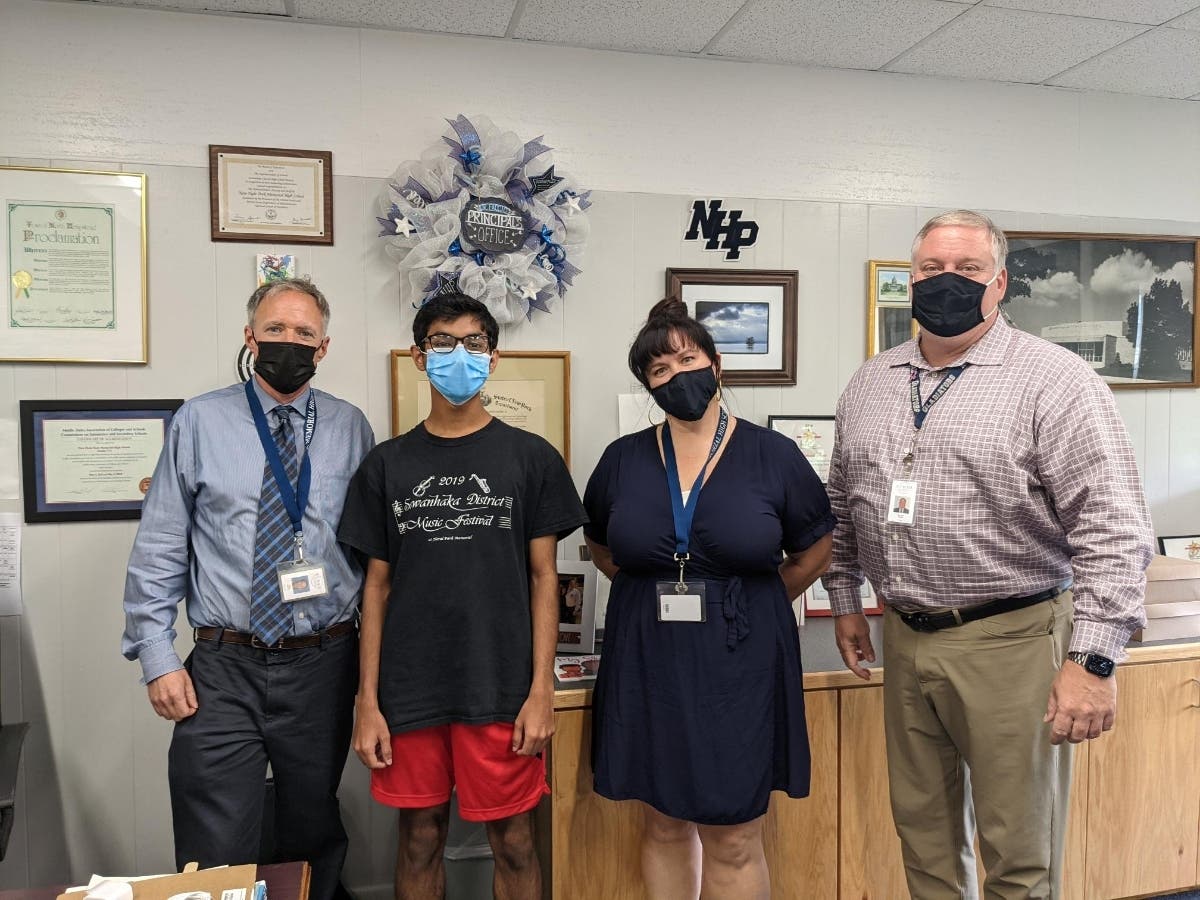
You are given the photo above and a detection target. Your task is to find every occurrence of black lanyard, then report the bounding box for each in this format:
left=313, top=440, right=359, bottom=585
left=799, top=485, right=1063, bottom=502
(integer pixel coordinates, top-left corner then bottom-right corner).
left=245, top=379, right=316, bottom=536
left=909, top=365, right=965, bottom=430
left=662, top=408, right=729, bottom=560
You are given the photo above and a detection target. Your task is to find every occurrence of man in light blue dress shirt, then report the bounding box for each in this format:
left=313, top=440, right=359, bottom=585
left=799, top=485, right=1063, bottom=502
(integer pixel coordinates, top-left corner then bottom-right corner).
left=122, top=279, right=374, bottom=900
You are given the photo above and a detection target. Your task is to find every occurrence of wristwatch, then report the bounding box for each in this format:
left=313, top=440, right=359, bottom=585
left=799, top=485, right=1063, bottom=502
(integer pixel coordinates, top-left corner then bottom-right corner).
left=1068, top=651, right=1115, bottom=678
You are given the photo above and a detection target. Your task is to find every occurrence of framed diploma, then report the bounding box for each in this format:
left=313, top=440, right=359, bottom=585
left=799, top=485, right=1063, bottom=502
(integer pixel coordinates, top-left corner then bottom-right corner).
left=390, top=349, right=571, bottom=465
left=19, top=399, right=183, bottom=523
left=209, top=145, right=333, bottom=244
left=1, top=166, right=148, bottom=363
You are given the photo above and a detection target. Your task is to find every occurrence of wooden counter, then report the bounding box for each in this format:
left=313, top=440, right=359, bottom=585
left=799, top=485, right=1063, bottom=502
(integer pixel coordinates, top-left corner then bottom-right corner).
left=548, top=642, right=1200, bottom=900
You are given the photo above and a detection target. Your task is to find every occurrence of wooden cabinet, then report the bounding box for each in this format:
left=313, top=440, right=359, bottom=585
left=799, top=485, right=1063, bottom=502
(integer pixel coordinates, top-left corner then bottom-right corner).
left=547, top=645, right=1200, bottom=900
left=1083, top=659, right=1200, bottom=899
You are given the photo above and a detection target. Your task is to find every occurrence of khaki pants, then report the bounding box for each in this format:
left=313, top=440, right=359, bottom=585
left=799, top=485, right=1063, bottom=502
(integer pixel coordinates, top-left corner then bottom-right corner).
left=883, top=591, right=1074, bottom=900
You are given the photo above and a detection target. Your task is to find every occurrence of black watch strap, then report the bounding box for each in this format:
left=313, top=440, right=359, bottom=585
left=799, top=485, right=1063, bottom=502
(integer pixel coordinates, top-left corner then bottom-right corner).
left=1068, top=651, right=1115, bottom=678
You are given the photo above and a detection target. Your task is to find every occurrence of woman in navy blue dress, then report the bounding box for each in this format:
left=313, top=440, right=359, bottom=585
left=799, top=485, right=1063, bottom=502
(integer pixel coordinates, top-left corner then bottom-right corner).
left=583, top=298, right=835, bottom=898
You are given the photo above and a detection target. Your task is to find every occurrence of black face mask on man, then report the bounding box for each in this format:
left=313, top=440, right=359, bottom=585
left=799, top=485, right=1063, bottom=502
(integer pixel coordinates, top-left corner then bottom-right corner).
left=253, top=340, right=318, bottom=395
left=650, top=366, right=719, bottom=421
left=911, top=270, right=999, bottom=338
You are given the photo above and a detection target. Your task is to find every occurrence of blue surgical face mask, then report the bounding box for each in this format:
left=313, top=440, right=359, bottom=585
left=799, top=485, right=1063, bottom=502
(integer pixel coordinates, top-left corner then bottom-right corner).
left=424, top=345, right=491, bottom=406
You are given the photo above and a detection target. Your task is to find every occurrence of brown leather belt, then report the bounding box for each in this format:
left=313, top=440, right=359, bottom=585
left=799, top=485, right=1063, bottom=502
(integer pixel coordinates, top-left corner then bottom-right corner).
left=194, top=619, right=356, bottom=649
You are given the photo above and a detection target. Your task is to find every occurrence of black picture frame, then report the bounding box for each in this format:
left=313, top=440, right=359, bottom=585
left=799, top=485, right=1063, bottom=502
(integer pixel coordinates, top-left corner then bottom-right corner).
left=19, top=399, right=183, bottom=523
left=666, top=268, right=798, bottom=386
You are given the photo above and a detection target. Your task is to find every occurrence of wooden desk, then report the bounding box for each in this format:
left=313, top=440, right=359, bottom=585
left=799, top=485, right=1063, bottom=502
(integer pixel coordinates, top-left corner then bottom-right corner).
left=0, top=862, right=310, bottom=900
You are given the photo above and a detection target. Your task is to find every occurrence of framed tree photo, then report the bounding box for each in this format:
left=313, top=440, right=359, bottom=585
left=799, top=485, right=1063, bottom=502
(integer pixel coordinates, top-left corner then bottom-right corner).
left=1003, top=232, right=1199, bottom=389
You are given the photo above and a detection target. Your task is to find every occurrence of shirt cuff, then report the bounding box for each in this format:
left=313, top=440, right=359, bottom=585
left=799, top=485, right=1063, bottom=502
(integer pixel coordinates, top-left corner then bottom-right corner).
left=828, top=590, right=864, bottom=617
left=138, top=638, right=184, bottom=685
left=1069, top=619, right=1134, bottom=664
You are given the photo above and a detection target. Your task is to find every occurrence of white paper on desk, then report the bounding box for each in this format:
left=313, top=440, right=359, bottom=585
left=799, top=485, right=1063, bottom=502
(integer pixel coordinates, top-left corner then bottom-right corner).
left=617, top=393, right=664, bottom=436
left=0, top=512, right=22, bottom=616
left=0, top=419, right=18, bottom=500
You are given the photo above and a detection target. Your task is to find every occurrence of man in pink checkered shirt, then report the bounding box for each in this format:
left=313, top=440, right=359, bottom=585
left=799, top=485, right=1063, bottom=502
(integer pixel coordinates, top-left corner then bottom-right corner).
left=824, top=210, right=1153, bottom=899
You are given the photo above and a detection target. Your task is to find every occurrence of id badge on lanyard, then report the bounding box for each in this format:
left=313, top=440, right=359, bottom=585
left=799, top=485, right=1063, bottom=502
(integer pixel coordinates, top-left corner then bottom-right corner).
left=245, top=380, right=330, bottom=603
left=656, top=409, right=728, bottom=623
left=889, top=364, right=965, bottom=527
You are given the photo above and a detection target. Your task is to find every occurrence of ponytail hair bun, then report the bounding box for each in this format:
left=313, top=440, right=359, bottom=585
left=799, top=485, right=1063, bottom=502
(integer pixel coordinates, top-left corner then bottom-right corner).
left=645, top=296, right=690, bottom=326
left=627, top=296, right=718, bottom=389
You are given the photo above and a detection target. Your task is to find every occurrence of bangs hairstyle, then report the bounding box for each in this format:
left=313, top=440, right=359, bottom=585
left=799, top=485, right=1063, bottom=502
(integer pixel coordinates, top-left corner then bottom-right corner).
left=628, top=297, right=718, bottom=389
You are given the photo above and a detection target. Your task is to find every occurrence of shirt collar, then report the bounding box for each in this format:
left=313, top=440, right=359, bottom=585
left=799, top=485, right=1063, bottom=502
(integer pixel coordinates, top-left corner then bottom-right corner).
left=892, top=311, right=1013, bottom=372
left=250, top=377, right=311, bottom=417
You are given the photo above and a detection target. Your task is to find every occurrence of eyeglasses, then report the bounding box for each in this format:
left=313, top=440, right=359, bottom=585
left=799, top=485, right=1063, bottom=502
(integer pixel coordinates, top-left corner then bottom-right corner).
left=421, top=333, right=491, bottom=355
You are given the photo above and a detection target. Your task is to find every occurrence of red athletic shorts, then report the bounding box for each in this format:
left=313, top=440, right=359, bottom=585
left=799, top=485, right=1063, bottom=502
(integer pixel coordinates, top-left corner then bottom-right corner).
left=370, top=722, right=549, bottom=822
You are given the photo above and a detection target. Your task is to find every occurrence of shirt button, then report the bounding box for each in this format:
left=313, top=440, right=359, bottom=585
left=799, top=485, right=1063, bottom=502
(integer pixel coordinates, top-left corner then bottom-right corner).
left=298, top=612, right=306, bottom=619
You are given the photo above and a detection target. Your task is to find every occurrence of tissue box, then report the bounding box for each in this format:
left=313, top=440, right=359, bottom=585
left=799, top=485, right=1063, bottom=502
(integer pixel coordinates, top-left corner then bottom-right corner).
left=1131, top=555, right=1200, bottom=642
left=57, top=864, right=258, bottom=900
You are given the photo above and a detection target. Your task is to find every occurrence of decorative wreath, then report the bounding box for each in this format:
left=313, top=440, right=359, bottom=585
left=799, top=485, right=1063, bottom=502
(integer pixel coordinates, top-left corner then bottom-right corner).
left=376, top=114, right=591, bottom=324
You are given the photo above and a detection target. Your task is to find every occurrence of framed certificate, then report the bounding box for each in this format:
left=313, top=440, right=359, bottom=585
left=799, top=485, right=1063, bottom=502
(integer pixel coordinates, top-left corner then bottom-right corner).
left=19, top=399, right=183, bottom=523
left=209, top=145, right=333, bottom=244
left=390, top=349, right=571, bottom=465
left=2, top=166, right=148, bottom=363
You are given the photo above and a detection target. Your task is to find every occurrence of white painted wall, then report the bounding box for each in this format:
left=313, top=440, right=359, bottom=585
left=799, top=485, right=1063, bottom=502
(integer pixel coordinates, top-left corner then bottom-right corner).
left=1, top=0, right=1199, bottom=892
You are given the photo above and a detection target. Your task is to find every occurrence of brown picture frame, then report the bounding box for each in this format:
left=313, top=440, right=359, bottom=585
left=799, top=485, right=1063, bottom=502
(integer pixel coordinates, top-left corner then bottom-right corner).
left=209, top=145, right=333, bottom=244
left=665, top=268, right=798, bottom=386
left=1003, top=231, right=1199, bottom=390
left=389, top=349, right=571, bottom=465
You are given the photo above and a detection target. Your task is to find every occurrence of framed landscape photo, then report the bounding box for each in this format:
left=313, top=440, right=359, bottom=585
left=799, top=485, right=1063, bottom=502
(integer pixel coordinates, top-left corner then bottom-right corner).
left=19, top=398, right=182, bottom=523
left=390, top=349, right=570, bottom=464
left=1003, top=232, right=1199, bottom=389
left=666, top=268, right=797, bottom=386
left=1158, top=534, right=1200, bottom=561
left=867, top=260, right=916, bottom=358
left=209, top=145, right=333, bottom=244
left=768, top=415, right=835, bottom=483
left=555, top=560, right=598, bottom=654
left=2, top=165, right=148, bottom=363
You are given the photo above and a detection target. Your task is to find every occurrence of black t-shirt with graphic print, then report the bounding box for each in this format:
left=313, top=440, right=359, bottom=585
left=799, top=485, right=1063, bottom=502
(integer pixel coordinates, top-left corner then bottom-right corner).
left=338, top=418, right=586, bottom=734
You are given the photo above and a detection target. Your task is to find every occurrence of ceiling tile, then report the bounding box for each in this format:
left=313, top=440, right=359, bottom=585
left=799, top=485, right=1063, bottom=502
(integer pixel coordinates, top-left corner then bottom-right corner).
left=291, top=0, right=518, bottom=36
left=80, top=0, right=286, bottom=12
left=983, top=0, right=1200, bottom=25
left=1047, top=26, right=1200, bottom=97
left=1169, top=6, right=1200, bottom=29
left=886, top=6, right=1147, bottom=84
left=707, top=0, right=969, bottom=70
left=514, top=0, right=742, bottom=53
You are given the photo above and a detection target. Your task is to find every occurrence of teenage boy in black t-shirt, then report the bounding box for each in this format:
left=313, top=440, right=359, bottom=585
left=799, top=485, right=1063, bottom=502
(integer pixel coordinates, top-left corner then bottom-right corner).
left=338, top=293, right=585, bottom=900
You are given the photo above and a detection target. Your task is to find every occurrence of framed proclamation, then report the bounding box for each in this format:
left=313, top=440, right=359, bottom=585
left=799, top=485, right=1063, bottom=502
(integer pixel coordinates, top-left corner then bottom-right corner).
left=209, top=145, right=333, bottom=244
left=20, top=399, right=183, bottom=523
left=390, top=349, right=570, bottom=465
left=1, top=166, right=148, bottom=363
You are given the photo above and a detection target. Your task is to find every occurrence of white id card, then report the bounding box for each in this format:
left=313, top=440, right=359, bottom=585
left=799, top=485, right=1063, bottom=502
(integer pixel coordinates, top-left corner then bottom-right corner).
left=277, top=558, right=329, bottom=602
left=656, top=581, right=707, bottom=622
left=887, top=479, right=918, bottom=525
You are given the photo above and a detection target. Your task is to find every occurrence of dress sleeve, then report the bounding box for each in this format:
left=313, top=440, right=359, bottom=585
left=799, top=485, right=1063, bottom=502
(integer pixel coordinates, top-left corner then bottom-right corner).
left=582, top=440, right=621, bottom=547
left=336, top=448, right=392, bottom=564
left=775, top=432, right=837, bottom=555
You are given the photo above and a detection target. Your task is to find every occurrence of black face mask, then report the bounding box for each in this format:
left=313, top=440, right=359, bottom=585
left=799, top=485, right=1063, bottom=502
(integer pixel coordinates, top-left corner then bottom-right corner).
left=911, top=271, right=998, bottom=338
left=650, top=367, right=718, bottom=422
left=253, top=340, right=318, bottom=395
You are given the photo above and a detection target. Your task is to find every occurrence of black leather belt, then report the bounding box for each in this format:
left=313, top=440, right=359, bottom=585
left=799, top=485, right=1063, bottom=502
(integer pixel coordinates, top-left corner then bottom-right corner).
left=898, top=583, right=1071, bottom=633
left=194, top=619, right=356, bottom=649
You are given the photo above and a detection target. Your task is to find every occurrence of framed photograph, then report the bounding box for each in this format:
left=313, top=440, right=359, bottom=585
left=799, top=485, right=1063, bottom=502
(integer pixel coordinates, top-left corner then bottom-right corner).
left=390, top=349, right=570, bottom=464
left=1, top=165, right=148, bottom=363
left=1158, top=535, right=1200, bottom=561
left=1003, top=232, right=1199, bottom=389
left=19, top=398, right=183, bottom=523
left=555, top=654, right=600, bottom=683
left=804, top=579, right=880, bottom=618
left=666, top=268, right=798, bottom=385
left=555, top=560, right=597, bottom=654
left=209, top=145, right=333, bottom=245
left=768, top=415, right=835, bottom=483
left=867, top=260, right=916, bottom=358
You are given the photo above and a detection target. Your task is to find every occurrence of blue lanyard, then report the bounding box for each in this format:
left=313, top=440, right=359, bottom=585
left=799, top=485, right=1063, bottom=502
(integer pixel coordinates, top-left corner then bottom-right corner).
left=245, top=379, right=316, bottom=535
left=909, top=365, right=965, bottom=430
left=662, top=408, right=729, bottom=559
